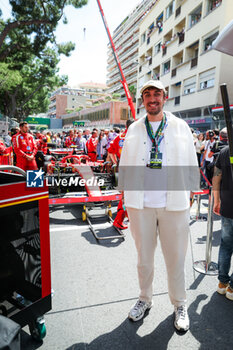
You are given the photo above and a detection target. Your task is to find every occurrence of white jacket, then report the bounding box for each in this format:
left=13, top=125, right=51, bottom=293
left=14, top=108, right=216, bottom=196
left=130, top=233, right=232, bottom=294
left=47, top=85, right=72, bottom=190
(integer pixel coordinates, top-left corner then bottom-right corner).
left=119, top=111, right=199, bottom=211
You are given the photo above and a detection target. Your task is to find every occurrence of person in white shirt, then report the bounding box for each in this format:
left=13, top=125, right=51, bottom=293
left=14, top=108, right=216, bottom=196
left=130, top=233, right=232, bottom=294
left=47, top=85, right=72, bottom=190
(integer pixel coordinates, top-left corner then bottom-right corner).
left=119, top=80, right=199, bottom=332
left=195, top=132, right=205, bottom=166
left=201, top=130, right=215, bottom=184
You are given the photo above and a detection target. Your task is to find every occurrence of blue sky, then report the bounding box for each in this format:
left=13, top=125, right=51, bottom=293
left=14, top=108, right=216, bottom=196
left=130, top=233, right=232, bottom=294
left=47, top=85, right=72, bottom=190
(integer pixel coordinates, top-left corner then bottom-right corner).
left=0, top=0, right=141, bottom=86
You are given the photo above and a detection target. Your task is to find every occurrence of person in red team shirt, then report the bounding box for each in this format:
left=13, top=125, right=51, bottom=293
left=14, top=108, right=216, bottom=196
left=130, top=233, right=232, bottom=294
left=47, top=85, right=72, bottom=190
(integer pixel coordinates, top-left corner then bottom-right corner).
left=35, top=134, right=48, bottom=169
left=13, top=121, right=38, bottom=171
left=36, top=134, right=48, bottom=155
left=86, top=130, right=98, bottom=161
left=65, top=130, right=77, bottom=148
left=0, top=139, right=7, bottom=165
left=108, top=119, right=134, bottom=230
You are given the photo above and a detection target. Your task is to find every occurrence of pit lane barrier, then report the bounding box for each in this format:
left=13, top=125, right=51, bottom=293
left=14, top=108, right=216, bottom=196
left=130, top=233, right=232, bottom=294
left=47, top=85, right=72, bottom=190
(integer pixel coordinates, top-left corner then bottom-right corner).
left=190, top=168, right=211, bottom=221
left=193, top=186, right=218, bottom=276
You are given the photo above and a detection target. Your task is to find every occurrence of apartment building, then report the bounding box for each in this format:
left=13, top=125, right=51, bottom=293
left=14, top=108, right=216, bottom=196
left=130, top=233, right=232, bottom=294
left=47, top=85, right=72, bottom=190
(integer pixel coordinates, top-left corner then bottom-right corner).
left=62, top=101, right=132, bottom=129
left=47, top=86, right=86, bottom=119
left=106, top=0, right=156, bottom=98
left=78, top=82, right=108, bottom=107
left=136, top=0, right=233, bottom=130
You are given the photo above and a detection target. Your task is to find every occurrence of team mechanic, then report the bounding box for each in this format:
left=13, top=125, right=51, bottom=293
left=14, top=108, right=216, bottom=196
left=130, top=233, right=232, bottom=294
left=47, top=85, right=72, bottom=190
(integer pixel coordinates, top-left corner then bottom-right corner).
left=119, top=80, right=199, bottom=332
left=13, top=121, right=38, bottom=171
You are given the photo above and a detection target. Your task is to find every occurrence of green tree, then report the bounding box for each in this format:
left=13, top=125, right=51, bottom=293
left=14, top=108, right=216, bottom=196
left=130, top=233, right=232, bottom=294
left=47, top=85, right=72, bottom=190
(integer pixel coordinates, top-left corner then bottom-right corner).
left=112, top=93, right=121, bottom=100
left=129, top=84, right=137, bottom=102
left=0, top=0, right=88, bottom=120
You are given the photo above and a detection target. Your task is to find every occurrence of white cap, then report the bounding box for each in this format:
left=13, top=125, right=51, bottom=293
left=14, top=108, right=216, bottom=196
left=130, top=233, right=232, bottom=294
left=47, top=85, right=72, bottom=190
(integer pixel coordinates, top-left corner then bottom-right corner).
left=140, top=80, right=166, bottom=95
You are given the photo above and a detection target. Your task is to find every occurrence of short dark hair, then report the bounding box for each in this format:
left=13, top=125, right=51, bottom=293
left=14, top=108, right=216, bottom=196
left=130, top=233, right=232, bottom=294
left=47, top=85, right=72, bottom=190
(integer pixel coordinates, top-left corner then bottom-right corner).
left=207, top=130, right=214, bottom=138
left=19, top=121, right=28, bottom=127
left=114, top=127, right=120, bottom=134
left=126, top=119, right=134, bottom=129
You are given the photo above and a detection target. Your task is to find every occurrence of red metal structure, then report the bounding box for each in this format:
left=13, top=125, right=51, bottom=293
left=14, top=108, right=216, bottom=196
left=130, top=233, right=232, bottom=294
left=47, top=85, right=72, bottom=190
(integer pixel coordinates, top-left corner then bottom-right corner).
left=96, top=0, right=136, bottom=119
left=0, top=167, right=51, bottom=340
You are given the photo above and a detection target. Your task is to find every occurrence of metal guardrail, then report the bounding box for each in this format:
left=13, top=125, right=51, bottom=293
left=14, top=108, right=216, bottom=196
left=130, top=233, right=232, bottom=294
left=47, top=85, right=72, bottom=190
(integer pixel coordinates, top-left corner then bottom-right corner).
left=193, top=187, right=218, bottom=275
left=0, top=165, right=26, bottom=177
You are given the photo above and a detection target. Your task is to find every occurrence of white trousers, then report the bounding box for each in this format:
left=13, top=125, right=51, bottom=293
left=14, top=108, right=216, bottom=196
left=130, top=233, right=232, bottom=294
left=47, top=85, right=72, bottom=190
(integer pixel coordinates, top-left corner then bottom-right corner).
left=127, top=207, right=190, bottom=306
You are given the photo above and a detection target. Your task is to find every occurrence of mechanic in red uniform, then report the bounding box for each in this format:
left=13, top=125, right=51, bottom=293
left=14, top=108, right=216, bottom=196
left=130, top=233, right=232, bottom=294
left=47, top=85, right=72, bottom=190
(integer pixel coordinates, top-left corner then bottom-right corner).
left=65, top=130, right=77, bottom=148
left=36, top=134, right=48, bottom=155
left=86, top=130, right=98, bottom=161
left=108, top=119, right=134, bottom=230
left=13, top=121, right=38, bottom=171
left=0, top=139, right=13, bottom=166
left=0, top=139, right=7, bottom=165
left=35, top=134, right=48, bottom=169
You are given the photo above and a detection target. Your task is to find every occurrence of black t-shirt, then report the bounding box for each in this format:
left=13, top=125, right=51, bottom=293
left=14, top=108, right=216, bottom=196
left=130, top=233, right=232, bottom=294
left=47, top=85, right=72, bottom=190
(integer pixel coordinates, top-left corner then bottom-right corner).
left=211, top=140, right=228, bottom=160
left=215, top=145, right=233, bottom=219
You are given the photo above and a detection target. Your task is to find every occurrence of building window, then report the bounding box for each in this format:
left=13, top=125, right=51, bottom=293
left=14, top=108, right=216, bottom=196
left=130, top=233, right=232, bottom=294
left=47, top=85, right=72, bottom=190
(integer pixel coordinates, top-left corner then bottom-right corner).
left=174, top=96, right=180, bottom=105
left=206, top=0, right=222, bottom=14
left=191, top=56, right=198, bottom=68
left=141, top=32, right=146, bottom=44
left=139, top=76, right=145, bottom=90
left=165, top=0, right=175, bottom=20
left=175, top=6, right=181, bottom=17
left=156, top=12, right=163, bottom=33
left=184, top=76, right=196, bottom=95
left=162, top=44, right=167, bottom=56
left=147, top=23, right=155, bottom=37
left=203, top=31, right=219, bottom=52
left=154, top=42, right=161, bottom=55
left=163, top=60, right=170, bottom=75
left=199, top=68, right=215, bottom=90
left=121, top=108, right=128, bottom=120
left=171, top=68, right=177, bottom=77
left=189, top=5, right=202, bottom=28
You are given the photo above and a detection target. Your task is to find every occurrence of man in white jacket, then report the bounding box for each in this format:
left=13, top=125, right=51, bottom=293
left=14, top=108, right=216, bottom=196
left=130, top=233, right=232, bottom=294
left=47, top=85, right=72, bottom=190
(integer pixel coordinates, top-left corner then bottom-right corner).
left=119, top=80, right=199, bottom=332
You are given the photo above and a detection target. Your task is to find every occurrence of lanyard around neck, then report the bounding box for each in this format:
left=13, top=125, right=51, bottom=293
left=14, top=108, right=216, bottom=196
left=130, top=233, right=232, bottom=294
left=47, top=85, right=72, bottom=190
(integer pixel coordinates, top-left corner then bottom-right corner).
left=145, top=113, right=167, bottom=152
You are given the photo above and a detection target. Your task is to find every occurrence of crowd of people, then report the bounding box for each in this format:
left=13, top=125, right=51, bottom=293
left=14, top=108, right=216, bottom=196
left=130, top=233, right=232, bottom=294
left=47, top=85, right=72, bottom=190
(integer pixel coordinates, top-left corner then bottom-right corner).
left=0, top=120, right=133, bottom=231
left=0, top=123, right=133, bottom=170
left=1, top=121, right=228, bottom=181
left=191, top=127, right=228, bottom=186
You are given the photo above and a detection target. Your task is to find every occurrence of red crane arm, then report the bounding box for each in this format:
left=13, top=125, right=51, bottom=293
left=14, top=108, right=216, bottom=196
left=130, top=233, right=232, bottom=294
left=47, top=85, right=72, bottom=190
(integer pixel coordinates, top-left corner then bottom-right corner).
left=96, top=0, right=136, bottom=119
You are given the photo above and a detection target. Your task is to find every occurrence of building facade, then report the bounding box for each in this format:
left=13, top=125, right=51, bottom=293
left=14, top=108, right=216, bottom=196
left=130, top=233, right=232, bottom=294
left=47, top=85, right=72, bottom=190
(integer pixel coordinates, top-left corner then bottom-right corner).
left=136, top=0, right=233, bottom=130
left=62, top=101, right=134, bottom=129
left=47, top=87, right=86, bottom=119
left=78, top=82, right=109, bottom=107
left=106, top=0, right=156, bottom=99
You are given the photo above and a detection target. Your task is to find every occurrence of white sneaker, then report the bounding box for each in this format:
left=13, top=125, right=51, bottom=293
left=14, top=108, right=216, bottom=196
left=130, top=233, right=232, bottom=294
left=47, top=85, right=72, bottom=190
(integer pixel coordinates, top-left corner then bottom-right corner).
left=128, top=299, right=153, bottom=321
left=174, top=305, right=190, bottom=331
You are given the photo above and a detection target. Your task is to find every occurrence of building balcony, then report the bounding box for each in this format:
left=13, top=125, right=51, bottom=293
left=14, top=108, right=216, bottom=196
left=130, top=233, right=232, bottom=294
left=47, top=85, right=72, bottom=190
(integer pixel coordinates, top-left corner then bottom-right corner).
left=118, top=42, right=138, bottom=61
left=190, top=57, right=198, bottom=68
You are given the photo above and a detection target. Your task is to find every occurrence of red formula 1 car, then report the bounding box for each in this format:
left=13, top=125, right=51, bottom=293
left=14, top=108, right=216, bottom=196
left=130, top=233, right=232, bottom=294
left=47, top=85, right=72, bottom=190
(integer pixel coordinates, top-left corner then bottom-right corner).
left=43, top=147, right=123, bottom=241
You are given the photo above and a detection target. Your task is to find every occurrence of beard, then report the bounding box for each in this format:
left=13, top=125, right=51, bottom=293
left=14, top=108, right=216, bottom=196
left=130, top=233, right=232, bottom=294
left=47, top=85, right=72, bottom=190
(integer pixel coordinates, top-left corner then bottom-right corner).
left=146, top=104, right=163, bottom=115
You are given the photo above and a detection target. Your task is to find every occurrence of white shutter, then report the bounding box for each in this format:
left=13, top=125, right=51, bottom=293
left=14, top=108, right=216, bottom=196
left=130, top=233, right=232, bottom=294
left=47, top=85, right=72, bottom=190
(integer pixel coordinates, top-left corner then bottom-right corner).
left=199, top=68, right=215, bottom=83
left=183, top=76, right=196, bottom=88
